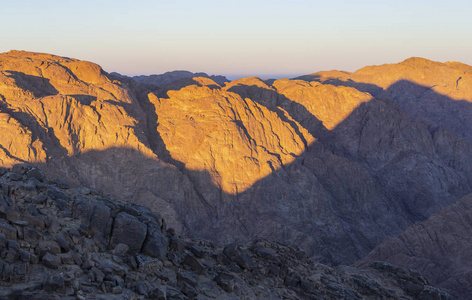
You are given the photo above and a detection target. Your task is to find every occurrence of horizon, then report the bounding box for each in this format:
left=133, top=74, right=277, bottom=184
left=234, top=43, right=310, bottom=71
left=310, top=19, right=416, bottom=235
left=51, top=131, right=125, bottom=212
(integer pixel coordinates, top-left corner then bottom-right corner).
left=2, top=1, right=471, bottom=79
left=0, top=49, right=465, bottom=82
left=106, top=56, right=467, bottom=81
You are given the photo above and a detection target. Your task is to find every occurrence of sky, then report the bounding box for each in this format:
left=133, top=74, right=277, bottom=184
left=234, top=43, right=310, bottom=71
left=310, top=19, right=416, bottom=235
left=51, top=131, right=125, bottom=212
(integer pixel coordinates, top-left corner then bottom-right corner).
left=1, top=0, right=471, bottom=79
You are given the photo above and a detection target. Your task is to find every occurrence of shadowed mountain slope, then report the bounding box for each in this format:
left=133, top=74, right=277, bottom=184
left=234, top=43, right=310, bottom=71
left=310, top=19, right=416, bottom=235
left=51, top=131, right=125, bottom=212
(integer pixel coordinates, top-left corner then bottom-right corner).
left=356, top=194, right=472, bottom=299
left=1, top=51, right=472, bottom=275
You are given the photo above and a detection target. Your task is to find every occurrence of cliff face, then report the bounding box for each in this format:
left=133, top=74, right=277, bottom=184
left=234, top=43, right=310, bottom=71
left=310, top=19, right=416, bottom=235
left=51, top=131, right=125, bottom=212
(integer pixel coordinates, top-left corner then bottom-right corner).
left=1, top=51, right=472, bottom=271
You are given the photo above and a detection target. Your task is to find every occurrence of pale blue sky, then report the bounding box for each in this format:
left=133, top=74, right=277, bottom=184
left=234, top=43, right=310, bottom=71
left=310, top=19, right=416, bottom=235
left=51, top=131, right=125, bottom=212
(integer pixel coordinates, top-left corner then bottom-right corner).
left=1, top=0, right=471, bottom=79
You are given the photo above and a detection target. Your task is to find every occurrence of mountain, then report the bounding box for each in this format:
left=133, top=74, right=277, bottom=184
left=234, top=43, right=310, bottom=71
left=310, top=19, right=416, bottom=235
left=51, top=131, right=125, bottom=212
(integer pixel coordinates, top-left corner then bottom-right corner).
left=112, top=70, right=229, bottom=87
left=296, top=57, right=472, bottom=142
left=0, top=164, right=451, bottom=299
left=1, top=50, right=472, bottom=297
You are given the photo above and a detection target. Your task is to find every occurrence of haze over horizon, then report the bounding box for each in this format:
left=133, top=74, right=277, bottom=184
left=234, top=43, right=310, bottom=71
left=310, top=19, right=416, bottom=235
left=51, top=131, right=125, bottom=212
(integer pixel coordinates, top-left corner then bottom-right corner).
left=2, top=0, right=471, bottom=79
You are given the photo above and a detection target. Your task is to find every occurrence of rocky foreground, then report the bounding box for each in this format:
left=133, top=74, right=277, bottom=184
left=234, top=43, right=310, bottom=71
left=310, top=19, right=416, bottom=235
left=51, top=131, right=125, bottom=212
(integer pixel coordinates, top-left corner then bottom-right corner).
left=0, top=164, right=452, bottom=299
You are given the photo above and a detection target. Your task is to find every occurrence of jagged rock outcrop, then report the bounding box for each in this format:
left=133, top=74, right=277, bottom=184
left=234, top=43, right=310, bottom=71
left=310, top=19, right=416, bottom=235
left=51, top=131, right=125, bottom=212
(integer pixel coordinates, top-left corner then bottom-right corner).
left=1, top=50, right=472, bottom=277
left=356, top=194, right=472, bottom=299
left=0, top=164, right=452, bottom=299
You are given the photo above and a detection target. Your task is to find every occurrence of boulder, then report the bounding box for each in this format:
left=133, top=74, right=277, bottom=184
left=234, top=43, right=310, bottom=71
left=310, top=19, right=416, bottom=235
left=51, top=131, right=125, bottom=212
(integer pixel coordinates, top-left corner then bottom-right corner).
left=215, top=272, right=235, bottom=292
left=11, top=164, right=31, bottom=175
left=25, top=168, right=46, bottom=182
left=0, top=167, right=8, bottom=177
left=0, top=222, right=17, bottom=240
left=59, top=252, right=75, bottom=265
left=223, top=244, right=254, bottom=270
left=109, top=212, right=147, bottom=254
left=112, top=243, right=129, bottom=257
left=183, top=253, right=205, bottom=274
left=141, top=227, right=168, bottom=260
left=42, top=253, right=61, bottom=269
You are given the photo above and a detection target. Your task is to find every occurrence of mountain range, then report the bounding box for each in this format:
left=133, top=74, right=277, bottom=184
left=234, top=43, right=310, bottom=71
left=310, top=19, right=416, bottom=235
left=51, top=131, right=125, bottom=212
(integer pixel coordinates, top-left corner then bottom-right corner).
left=1, top=50, right=471, bottom=298
left=111, top=70, right=228, bottom=87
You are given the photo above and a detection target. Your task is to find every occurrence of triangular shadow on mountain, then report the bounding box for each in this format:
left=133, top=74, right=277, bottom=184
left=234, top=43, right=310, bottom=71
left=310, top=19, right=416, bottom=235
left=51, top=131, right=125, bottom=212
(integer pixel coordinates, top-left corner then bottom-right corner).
left=226, top=83, right=330, bottom=144
left=385, top=79, right=472, bottom=143
left=104, top=80, right=186, bottom=169
left=156, top=77, right=221, bottom=99
left=0, top=101, right=68, bottom=160
left=295, top=74, right=383, bottom=96
left=4, top=71, right=59, bottom=98
left=69, top=95, right=97, bottom=106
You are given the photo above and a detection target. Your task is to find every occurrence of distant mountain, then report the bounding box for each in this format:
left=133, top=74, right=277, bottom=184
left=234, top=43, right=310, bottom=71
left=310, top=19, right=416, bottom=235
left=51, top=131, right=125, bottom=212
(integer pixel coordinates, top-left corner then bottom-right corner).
left=111, top=70, right=229, bottom=86
left=1, top=50, right=472, bottom=297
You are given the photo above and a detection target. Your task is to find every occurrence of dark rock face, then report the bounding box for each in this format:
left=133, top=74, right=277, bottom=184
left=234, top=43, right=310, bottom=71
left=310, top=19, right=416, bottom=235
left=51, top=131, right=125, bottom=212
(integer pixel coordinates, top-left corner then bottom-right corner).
left=0, top=165, right=452, bottom=299
left=357, top=194, right=472, bottom=299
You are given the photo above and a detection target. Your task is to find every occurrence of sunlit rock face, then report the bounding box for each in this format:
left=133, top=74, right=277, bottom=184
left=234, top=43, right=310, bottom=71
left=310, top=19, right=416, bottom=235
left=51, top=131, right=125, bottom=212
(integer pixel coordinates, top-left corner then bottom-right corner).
left=153, top=80, right=310, bottom=194
left=0, top=50, right=153, bottom=162
left=1, top=50, right=472, bottom=267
